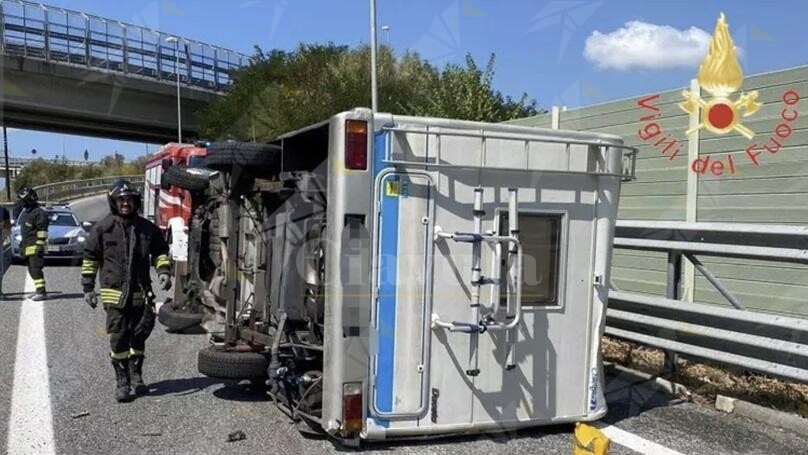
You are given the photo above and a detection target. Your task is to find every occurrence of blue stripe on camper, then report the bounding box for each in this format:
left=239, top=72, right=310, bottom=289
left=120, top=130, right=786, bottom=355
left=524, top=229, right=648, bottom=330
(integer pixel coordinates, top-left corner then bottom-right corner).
left=376, top=173, right=400, bottom=418
left=373, top=129, right=393, bottom=427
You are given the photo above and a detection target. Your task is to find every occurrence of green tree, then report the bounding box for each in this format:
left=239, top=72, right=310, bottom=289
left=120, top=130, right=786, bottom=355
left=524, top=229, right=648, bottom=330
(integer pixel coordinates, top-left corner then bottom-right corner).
left=198, top=43, right=541, bottom=141
left=12, top=154, right=147, bottom=192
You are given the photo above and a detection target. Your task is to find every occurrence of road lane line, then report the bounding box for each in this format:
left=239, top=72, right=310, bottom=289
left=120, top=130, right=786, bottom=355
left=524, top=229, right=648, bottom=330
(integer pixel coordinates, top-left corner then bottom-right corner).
left=595, top=423, right=685, bottom=455
left=6, top=274, right=56, bottom=455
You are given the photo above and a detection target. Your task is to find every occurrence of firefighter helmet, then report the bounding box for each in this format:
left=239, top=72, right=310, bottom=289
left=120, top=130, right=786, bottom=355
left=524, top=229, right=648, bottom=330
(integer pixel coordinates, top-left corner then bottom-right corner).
left=107, top=179, right=141, bottom=215
left=16, top=186, right=39, bottom=206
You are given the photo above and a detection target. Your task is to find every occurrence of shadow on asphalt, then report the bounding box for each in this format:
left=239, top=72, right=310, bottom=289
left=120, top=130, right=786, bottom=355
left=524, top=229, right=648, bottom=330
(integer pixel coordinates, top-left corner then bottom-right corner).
left=147, top=377, right=271, bottom=403
left=1, top=292, right=28, bottom=300
left=46, top=258, right=83, bottom=267
left=148, top=376, right=225, bottom=397
left=0, top=291, right=84, bottom=301
left=162, top=325, right=208, bottom=335
left=601, top=369, right=684, bottom=424
left=47, top=292, right=85, bottom=300
left=11, top=258, right=82, bottom=267
left=212, top=382, right=272, bottom=402
left=328, top=423, right=575, bottom=452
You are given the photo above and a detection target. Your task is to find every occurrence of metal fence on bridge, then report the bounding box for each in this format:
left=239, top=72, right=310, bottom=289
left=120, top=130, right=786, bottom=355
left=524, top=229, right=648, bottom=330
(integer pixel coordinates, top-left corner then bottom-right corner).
left=34, top=175, right=143, bottom=202
left=0, top=0, right=249, bottom=92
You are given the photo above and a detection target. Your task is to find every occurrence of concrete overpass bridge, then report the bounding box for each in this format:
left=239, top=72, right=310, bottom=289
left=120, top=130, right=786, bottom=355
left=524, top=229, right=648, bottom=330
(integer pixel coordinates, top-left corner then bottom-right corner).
left=0, top=0, right=248, bottom=143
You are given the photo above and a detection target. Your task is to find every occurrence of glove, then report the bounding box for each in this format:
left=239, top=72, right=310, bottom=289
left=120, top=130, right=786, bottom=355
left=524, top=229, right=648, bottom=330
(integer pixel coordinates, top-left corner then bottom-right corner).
left=158, top=273, right=172, bottom=291
left=84, top=291, right=98, bottom=309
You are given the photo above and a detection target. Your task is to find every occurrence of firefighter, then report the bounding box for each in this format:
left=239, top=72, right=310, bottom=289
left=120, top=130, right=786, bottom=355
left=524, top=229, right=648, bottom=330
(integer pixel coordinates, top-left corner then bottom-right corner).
left=16, top=187, right=48, bottom=300
left=81, top=179, right=172, bottom=402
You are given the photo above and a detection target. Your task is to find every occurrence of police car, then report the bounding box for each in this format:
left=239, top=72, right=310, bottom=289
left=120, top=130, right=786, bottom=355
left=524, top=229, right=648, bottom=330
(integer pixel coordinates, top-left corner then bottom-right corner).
left=11, top=205, right=89, bottom=260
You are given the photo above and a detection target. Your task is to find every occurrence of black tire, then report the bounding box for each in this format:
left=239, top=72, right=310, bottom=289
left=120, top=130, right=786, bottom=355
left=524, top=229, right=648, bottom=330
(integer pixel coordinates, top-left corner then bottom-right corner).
left=197, top=346, right=268, bottom=379
left=204, top=141, right=281, bottom=171
left=162, top=166, right=210, bottom=192
left=158, top=299, right=204, bottom=332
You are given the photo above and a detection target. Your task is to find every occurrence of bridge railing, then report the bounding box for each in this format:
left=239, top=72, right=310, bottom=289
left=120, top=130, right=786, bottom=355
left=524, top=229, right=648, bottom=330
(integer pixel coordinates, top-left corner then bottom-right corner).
left=7, top=156, right=98, bottom=167
left=607, top=221, right=808, bottom=383
left=0, top=0, right=249, bottom=92
left=34, top=175, right=143, bottom=202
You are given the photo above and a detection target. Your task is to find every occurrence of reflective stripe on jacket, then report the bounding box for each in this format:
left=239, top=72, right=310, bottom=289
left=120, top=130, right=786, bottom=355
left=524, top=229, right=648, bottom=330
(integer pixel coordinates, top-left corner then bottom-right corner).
left=19, top=206, right=48, bottom=255
left=81, top=214, right=170, bottom=306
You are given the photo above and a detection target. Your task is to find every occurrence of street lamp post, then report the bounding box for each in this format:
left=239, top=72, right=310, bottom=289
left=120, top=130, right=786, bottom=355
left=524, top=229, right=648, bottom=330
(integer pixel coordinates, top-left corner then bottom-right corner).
left=369, top=0, right=378, bottom=113
left=381, top=25, right=391, bottom=44
left=166, top=36, right=183, bottom=143
left=2, top=126, right=9, bottom=201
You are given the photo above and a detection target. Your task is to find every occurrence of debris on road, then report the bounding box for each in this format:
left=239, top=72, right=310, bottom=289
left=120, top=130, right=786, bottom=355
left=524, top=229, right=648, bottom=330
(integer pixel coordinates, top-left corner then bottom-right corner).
left=573, top=423, right=610, bottom=455
left=70, top=411, right=90, bottom=419
left=226, top=430, right=247, bottom=442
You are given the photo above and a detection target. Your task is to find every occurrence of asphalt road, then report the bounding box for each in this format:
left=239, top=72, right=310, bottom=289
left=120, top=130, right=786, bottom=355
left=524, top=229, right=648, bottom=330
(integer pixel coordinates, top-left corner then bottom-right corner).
left=1, top=196, right=807, bottom=454
left=70, top=194, right=112, bottom=223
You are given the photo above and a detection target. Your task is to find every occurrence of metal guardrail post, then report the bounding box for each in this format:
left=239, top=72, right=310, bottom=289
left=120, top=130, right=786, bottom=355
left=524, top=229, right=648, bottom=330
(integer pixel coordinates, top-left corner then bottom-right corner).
left=41, top=4, right=48, bottom=58
left=213, top=48, right=219, bottom=87
left=664, top=251, right=682, bottom=372
left=155, top=30, right=162, bottom=81
left=121, top=23, right=127, bottom=74
left=83, top=13, right=89, bottom=67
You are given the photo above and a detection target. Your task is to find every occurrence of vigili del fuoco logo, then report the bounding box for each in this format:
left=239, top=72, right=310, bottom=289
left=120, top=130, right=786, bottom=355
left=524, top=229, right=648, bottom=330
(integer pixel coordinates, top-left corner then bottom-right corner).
left=636, top=13, right=800, bottom=177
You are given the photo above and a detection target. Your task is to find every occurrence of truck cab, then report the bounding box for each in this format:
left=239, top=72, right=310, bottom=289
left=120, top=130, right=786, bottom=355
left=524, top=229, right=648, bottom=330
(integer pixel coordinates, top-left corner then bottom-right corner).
left=143, top=142, right=208, bottom=261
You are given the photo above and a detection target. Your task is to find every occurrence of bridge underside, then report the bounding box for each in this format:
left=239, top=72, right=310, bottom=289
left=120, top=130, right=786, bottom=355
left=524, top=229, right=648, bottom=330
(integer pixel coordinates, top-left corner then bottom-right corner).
left=0, top=55, right=220, bottom=143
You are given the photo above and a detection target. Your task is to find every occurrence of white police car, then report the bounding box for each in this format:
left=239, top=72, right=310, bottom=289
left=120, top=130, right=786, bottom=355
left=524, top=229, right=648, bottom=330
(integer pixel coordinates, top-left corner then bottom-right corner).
left=11, top=205, right=89, bottom=261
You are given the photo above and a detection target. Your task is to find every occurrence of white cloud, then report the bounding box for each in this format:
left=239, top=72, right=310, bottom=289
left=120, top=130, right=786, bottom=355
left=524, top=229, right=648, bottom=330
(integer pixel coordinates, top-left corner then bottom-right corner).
left=584, top=21, right=716, bottom=71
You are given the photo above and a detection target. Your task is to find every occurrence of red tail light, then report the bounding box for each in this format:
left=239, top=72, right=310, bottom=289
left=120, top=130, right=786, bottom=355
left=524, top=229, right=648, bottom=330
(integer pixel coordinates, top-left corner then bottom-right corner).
left=342, top=382, right=363, bottom=434
left=345, top=120, right=368, bottom=170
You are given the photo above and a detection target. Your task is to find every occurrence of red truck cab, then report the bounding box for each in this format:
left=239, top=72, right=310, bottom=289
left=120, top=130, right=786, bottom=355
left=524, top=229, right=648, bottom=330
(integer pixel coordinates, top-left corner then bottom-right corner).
left=143, top=143, right=207, bottom=260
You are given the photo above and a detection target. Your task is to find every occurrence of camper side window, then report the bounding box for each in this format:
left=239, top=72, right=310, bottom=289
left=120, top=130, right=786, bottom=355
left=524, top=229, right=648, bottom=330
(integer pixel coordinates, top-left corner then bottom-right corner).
left=499, top=212, right=562, bottom=306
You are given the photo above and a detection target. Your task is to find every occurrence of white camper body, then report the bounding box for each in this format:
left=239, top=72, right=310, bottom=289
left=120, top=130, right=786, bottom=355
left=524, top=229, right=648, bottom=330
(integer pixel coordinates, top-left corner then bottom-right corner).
left=314, top=108, right=634, bottom=440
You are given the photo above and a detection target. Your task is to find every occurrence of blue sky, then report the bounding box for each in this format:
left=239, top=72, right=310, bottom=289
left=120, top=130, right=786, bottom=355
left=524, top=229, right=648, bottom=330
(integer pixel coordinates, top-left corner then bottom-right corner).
left=4, top=0, right=807, bottom=171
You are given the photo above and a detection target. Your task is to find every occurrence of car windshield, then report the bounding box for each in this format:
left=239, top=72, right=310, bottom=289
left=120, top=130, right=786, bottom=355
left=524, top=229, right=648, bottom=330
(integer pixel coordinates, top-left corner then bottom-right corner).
left=48, top=212, right=78, bottom=226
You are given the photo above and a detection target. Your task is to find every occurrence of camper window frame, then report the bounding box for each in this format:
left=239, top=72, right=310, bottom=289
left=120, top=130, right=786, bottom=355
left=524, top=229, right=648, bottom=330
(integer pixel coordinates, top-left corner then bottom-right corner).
left=494, top=208, right=568, bottom=310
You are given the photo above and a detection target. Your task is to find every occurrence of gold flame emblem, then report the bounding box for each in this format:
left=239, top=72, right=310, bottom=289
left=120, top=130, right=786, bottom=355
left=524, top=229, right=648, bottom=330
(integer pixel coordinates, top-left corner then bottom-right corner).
left=680, top=13, right=760, bottom=139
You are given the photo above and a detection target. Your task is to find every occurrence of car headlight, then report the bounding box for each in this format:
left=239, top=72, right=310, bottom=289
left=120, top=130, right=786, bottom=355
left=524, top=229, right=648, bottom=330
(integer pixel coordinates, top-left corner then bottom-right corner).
left=77, top=236, right=86, bottom=243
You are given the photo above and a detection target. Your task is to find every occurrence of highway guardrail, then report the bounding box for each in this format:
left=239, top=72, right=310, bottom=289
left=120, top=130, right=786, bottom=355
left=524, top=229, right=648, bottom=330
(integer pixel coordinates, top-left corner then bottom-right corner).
left=608, top=221, right=808, bottom=382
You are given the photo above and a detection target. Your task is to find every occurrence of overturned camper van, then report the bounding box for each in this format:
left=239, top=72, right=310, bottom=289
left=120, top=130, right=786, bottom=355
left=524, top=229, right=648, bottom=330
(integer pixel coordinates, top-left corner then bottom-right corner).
left=174, top=108, right=636, bottom=443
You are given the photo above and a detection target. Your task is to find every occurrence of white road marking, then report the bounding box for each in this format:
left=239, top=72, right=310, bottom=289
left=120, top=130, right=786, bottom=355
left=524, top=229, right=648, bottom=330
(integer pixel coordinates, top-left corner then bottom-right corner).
left=595, top=423, right=685, bottom=455
left=6, top=273, right=56, bottom=455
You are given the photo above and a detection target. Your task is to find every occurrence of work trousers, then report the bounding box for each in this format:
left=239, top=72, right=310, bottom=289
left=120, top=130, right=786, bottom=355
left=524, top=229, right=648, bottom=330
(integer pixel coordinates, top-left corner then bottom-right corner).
left=26, top=252, right=46, bottom=292
left=106, top=294, right=155, bottom=360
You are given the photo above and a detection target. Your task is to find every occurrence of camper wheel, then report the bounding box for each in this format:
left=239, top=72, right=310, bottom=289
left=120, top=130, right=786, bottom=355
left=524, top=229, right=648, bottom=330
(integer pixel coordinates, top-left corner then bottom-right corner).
left=161, top=166, right=211, bottom=192
left=203, top=141, right=282, bottom=171
left=197, top=345, right=268, bottom=379
left=158, top=298, right=204, bottom=332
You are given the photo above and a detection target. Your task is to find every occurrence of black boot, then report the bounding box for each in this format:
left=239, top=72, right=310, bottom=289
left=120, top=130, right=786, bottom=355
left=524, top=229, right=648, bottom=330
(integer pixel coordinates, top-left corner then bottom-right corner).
left=129, top=355, right=148, bottom=396
left=112, top=359, right=132, bottom=402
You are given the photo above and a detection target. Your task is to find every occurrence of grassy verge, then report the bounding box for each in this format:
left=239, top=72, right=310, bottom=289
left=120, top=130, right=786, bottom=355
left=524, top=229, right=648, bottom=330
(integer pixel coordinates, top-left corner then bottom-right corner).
left=602, top=336, right=808, bottom=417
